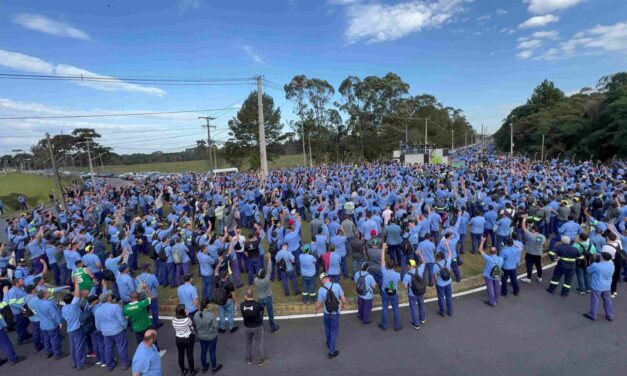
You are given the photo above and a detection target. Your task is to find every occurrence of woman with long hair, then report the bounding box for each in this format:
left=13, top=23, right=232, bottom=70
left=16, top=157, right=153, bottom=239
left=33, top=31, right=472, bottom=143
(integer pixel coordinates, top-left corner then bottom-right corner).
left=172, top=304, right=198, bottom=375
left=193, top=298, right=222, bottom=373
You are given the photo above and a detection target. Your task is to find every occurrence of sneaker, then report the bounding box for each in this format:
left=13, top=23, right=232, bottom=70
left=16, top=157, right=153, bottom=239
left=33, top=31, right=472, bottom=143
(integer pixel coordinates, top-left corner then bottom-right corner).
left=211, top=364, right=223, bottom=374
left=270, top=325, right=280, bottom=333
left=586, top=289, right=591, bottom=293
left=96, top=362, right=102, bottom=366
left=258, top=357, right=269, bottom=366
left=0, top=359, right=7, bottom=367
left=577, top=290, right=586, bottom=295
left=611, top=293, right=617, bottom=298
left=87, top=352, right=96, bottom=358
left=420, top=319, right=426, bottom=324
left=217, top=328, right=226, bottom=334
left=76, top=363, right=93, bottom=371
left=328, top=350, right=339, bottom=359
left=438, top=311, right=445, bottom=317
left=410, top=323, right=421, bottom=331
left=537, top=277, right=543, bottom=283
left=378, top=323, right=387, bottom=331
left=246, top=358, right=253, bottom=365
left=54, top=352, right=69, bottom=360
left=101, top=363, right=107, bottom=368
left=484, top=300, right=495, bottom=307
left=394, top=325, right=403, bottom=332
left=229, top=326, right=239, bottom=333
left=520, top=277, right=531, bottom=284
left=159, top=350, right=167, bottom=358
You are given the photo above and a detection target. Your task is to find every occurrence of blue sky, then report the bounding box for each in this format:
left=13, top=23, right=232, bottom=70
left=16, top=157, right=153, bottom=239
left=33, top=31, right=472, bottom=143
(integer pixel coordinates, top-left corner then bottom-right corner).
left=1, top=0, right=626, bottom=155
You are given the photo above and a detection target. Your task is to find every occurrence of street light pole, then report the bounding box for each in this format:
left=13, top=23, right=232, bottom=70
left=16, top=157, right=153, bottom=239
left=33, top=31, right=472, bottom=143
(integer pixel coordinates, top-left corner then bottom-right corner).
left=510, top=116, right=514, bottom=157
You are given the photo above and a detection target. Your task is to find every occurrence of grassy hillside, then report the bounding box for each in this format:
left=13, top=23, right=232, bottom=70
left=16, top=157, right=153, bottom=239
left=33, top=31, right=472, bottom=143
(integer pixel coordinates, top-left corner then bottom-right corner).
left=0, top=173, right=76, bottom=212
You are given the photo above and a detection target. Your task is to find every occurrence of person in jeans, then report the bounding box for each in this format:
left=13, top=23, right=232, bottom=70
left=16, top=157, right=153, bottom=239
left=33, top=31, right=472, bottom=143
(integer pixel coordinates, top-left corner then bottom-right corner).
left=254, top=256, right=279, bottom=333
left=299, top=245, right=317, bottom=304
left=193, top=299, right=223, bottom=374
left=172, top=304, right=198, bottom=376
left=378, top=243, right=402, bottom=331
left=315, top=273, right=347, bottom=359
left=240, top=289, right=268, bottom=365
left=94, top=292, right=130, bottom=372
left=354, top=262, right=376, bottom=324
left=520, top=217, right=546, bottom=283
left=433, top=244, right=454, bottom=317
left=478, top=236, right=504, bottom=307
left=583, top=252, right=615, bottom=321
left=214, top=260, right=239, bottom=334
left=402, top=256, right=426, bottom=330
left=574, top=233, right=597, bottom=294
left=275, top=242, right=299, bottom=296
left=500, top=238, right=522, bottom=297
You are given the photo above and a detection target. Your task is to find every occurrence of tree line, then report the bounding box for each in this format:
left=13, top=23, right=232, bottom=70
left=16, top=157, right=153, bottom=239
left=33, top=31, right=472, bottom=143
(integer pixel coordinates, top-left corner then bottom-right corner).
left=494, top=72, right=627, bottom=161
left=2, top=72, right=477, bottom=170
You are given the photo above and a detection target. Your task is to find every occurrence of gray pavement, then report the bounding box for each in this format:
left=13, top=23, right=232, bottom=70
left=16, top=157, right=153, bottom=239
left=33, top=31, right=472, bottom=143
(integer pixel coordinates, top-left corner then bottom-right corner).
left=4, top=268, right=626, bottom=376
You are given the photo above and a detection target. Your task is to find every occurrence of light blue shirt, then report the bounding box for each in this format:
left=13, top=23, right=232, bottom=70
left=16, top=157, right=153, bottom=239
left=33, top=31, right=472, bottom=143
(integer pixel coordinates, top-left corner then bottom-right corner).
left=61, top=297, right=81, bottom=332
left=197, top=251, right=216, bottom=277
left=116, top=274, right=136, bottom=302
left=95, top=302, right=127, bottom=336
left=276, top=249, right=295, bottom=272
left=587, top=261, right=614, bottom=291
left=482, top=253, right=504, bottom=279
left=299, top=253, right=317, bottom=278
left=354, top=271, right=376, bottom=300
left=496, top=217, right=512, bottom=237
left=500, top=246, right=522, bottom=270
left=177, top=283, right=198, bottom=313
left=434, top=259, right=452, bottom=287
left=317, top=282, right=344, bottom=314
left=327, top=252, right=341, bottom=276
left=132, top=343, right=162, bottom=376
left=402, top=264, right=426, bottom=297
left=381, top=265, right=401, bottom=292
left=135, top=272, right=159, bottom=298
left=469, top=216, right=486, bottom=234
left=33, top=298, right=61, bottom=331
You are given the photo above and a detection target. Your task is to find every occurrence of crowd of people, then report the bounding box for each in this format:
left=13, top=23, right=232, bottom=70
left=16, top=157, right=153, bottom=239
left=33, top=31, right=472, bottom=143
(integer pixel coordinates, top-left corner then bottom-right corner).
left=0, top=143, right=625, bottom=375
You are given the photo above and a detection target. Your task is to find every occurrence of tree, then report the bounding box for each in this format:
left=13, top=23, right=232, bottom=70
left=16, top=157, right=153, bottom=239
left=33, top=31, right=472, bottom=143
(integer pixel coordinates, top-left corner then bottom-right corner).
left=227, top=91, right=282, bottom=169
left=285, top=75, right=310, bottom=166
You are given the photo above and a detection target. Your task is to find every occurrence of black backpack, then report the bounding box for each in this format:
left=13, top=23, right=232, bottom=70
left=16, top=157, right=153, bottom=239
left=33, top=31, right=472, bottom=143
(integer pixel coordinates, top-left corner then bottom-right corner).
left=409, top=271, right=427, bottom=296
left=277, top=257, right=287, bottom=272
left=22, top=303, right=35, bottom=318
left=355, top=272, right=368, bottom=296
left=79, top=307, right=96, bottom=335
left=268, top=242, right=278, bottom=255
left=214, top=280, right=229, bottom=306
left=438, top=261, right=451, bottom=281
left=490, top=264, right=503, bottom=279
left=401, top=237, right=414, bottom=255
left=323, top=283, right=339, bottom=313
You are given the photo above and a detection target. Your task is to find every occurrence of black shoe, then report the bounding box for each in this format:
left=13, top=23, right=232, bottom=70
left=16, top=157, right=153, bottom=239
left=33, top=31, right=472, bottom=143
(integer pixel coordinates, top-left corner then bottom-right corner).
left=182, top=369, right=189, bottom=376
left=54, top=353, right=68, bottom=360
left=77, top=363, right=93, bottom=371
left=328, top=350, right=339, bottom=359
left=121, top=364, right=130, bottom=371
left=270, top=326, right=280, bottom=333
left=211, top=365, right=223, bottom=374
left=394, top=326, right=403, bottom=332
left=484, top=300, right=495, bottom=307
left=246, top=358, right=253, bottom=365
left=229, top=326, right=239, bottom=333
left=410, top=323, right=421, bottom=331
left=362, top=320, right=372, bottom=325
left=17, top=338, right=32, bottom=346
left=217, top=328, right=225, bottom=334
left=10, top=356, right=26, bottom=365
left=190, top=368, right=199, bottom=375
left=438, top=311, right=445, bottom=317
left=582, top=313, right=595, bottom=321
left=0, top=359, right=7, bottom=367
left=447, top=311, right=452, bottom=317
left=46, top=353, right=53, bottom=359
left=258, top=357, right=269, bottom=366
left=377, top=323, right=387, bottom=331
left=202, top=366, right=209, bottom=373
left=155, top=322, right=164, bottom=329
left=546, top=288, right=554, bottom=294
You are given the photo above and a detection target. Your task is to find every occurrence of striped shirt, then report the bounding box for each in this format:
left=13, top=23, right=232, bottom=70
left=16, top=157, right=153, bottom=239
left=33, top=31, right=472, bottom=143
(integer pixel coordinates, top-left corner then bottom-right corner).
left=172, top=318, right=194, bottom=338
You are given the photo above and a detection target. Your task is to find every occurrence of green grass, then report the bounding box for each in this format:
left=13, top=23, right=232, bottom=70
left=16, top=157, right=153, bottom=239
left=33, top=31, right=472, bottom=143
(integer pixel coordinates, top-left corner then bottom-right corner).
left=79, top=154, right=305, bottom=174
left=0, top=173, right=75, bottom=213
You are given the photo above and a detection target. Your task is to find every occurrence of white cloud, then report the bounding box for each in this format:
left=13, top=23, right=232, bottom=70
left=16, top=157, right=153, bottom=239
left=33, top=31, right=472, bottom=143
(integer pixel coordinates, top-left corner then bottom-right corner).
left=0, top=50, right=54, bottom=74
left=519, top=14, right=559, bottom=29
left=500, top=27, right=516, bottom=34
left=13, top=13, right=90, bottom=40
left=531, top=30, right=559, bottom=39
left=537, top=21, right=627, bottom=60
left=336, top=0, right=470, bottom=44
left=178, top=0, right=201, bottom=14
left=243, top=45, right=265, bottom=64
left=477, top=14, right=491, bottom=22
left=524, top=0, right=584, bottom=15
left=517, top=39, right=543, bottom=49
left=0, top=49, right=166, bottom=96
left=496, top=8, right=508, bottom=15
left=517, top=50, right=535, bottom=59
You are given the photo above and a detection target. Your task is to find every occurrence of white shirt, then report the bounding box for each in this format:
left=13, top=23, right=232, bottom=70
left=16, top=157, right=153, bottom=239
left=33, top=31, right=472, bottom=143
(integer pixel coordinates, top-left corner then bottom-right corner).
left=602, top=240, right=622, bottom=260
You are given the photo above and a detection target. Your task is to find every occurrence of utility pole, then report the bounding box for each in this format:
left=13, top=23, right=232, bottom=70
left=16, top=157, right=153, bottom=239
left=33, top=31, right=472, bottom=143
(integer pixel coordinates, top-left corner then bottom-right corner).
left=405, top=122, right=408, bottom=143
left=424, top=117, right=428, bottom=154
left=256, top=76, right=268, bottom=177
left=451, top=127, right=454, bottom=150
left=464, top=131, right=467, bottom=147
left=541, top=134, right=545, bottom=163
left=510, top=116, right=514, bottom=157
left=199, top=116, right=216, bottom=173
left=86, top=141, right=96, bottom=190
left=46, top=133, right=68, bottom=213
left=300, top=109, right=307, bottom=167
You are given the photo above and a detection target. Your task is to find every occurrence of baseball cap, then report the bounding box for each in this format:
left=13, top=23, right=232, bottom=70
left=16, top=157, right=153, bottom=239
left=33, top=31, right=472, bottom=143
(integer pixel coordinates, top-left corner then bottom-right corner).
left=319, top=272, right=328, bottom=281
left=408, top=259, right=416, bottom=267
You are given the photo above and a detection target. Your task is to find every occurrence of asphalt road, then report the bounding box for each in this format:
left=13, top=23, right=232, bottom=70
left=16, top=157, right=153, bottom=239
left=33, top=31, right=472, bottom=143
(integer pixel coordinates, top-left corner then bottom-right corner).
left=4, top=268, right=626, bottom=376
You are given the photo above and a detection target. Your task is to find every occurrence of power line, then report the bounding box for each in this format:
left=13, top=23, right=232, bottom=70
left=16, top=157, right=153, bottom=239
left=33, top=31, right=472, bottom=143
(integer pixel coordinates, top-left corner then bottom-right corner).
left=100, top=132, right=205, bottom=146
left=0, top=72, right=255, bottom=83
left=0, top=107, right=241, bottom=120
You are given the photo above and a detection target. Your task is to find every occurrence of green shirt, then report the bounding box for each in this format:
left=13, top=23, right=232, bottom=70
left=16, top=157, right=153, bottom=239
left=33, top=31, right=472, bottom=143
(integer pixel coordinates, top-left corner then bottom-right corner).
left=71, top=267, right=93, bottom=292
left=123, top=299, right=152, bottom=332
